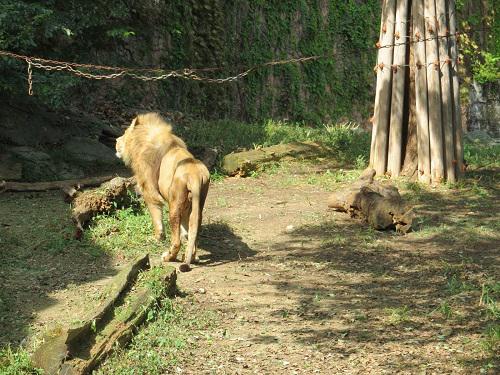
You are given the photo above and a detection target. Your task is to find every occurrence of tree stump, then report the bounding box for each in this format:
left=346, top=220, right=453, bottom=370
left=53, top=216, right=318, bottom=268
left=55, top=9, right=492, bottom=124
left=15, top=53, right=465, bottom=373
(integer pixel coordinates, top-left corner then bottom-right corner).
left=66, top=176, right=136, bottom=238
left=327, top=169, right=414, bottom=233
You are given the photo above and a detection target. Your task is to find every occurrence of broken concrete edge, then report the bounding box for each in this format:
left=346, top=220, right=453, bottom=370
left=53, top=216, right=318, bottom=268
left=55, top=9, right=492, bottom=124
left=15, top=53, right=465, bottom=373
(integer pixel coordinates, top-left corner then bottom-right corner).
left=221, top=141, right=332, bottom=176
left=30, top=254, right=176, bottom=374
left=65, top=253, right=150, bottom=344
left=65, top=265, right=177, bottom=375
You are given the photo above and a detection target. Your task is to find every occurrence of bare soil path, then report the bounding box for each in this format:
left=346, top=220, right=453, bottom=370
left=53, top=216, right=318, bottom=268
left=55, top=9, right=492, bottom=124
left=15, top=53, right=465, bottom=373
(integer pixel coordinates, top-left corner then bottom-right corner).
left=169, top=172, right=499, bottom=374
left=1, top=166, right=497, bottom=374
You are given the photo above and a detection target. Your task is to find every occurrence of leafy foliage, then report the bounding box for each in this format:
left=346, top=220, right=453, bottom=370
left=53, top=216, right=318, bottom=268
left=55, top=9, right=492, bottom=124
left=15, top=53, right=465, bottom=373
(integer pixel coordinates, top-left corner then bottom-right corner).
left=177, top=119, right=371, bottom=166
left=464, top=142, right=500, bottom=169
left=457, top=0, right=499, bottom=83
left=0, top=0, right=380, bottom=122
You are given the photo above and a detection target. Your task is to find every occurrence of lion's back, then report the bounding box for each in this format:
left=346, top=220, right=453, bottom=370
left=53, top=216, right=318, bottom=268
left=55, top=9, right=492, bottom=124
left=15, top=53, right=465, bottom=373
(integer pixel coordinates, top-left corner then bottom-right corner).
left=122, top=113, right=186, bottom=202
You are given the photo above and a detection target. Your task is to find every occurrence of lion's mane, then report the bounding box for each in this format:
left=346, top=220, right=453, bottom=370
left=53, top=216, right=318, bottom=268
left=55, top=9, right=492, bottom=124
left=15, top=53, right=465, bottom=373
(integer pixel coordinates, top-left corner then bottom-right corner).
left=121, top=112, right=187, bottom=204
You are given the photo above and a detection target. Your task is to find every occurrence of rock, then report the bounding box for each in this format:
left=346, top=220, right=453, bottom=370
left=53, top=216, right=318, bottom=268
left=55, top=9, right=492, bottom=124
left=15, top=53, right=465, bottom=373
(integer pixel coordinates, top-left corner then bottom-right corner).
left=0, top=95, right=121, bottom=182
left=222, top=141, right=331, bottom=176
left=0, top=107, right=66, bottom=146
left=285, top=225, right=295, bottom=233
left=4, top=147, right=86, bottom=182
left=9, top=146, right=52, bottom=162
left=467, top=80, right=500, bottom=139
left=7, top=147, right=58, bottom=181
left=0, top=154, right=22, bottom=181
left=63, top=137, right=118, bottom=164
left=465, top=130, right=497, bottom=146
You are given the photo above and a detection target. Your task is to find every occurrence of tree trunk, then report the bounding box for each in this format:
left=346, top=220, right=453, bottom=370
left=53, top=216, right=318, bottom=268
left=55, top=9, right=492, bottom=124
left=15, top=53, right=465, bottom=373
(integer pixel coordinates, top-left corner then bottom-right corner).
left=370, top=0, right=464, bottom=184
left=371, top=0, right=397, bottom=176
left=449, top=0, right=464, bottom=177
left=387, top=0, right=409, bottom=178
left=413, top=0, right=431, bottom=183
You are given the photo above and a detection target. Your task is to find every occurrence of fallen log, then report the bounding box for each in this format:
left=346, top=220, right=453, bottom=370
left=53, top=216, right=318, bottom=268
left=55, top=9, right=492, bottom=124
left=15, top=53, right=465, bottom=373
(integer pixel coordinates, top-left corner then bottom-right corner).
left=222, top=141, right=330, bottom=176
left=0, top=175, right=115, bottom=193
left=67, top=176, right=136, bottom=239
left=328, top=168, right=414, bottom=233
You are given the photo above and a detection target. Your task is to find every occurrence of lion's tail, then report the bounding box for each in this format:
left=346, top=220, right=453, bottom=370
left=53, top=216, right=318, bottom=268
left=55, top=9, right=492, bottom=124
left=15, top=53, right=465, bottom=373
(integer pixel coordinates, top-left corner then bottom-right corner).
left=183, top=174, right=208, bottom=268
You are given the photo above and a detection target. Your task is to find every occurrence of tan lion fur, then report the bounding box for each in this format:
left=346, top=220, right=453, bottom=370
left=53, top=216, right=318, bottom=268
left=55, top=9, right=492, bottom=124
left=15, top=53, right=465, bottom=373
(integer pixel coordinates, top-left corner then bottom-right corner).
left=116, top=112, right=210, bottom=271
left=117, top=112, right=186, bottom=204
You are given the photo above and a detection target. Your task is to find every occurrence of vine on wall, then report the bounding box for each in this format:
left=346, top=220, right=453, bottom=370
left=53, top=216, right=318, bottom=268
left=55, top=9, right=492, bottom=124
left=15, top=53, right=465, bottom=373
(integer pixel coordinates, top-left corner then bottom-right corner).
left=0, top=0, right=380, bottom=124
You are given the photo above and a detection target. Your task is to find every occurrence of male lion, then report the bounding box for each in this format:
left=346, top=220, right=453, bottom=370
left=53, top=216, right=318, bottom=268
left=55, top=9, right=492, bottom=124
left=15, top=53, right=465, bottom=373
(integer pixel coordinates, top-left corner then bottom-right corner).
left=116, top=112, right=210, bottom=271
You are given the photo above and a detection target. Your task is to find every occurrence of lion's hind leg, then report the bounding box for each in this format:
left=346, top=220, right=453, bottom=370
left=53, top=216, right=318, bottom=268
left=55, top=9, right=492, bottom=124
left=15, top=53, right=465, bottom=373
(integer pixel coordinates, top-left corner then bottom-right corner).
left=161, top=205, right=181, bottom=263
left=161, top=183, right=189, bottom=264
left=180, top=209, right=190, bottom=244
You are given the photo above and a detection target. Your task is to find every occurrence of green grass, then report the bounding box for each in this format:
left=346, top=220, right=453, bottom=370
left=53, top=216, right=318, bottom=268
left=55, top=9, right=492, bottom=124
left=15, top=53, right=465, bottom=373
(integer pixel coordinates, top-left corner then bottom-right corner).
left=436, top=301, right=454, bottom=320
left=481, top=323, right=500, bottom=355
left=464, top=142, right=500, bottom=169
left=95, top=296, right=217, bottom=375
left=0, top=346, right=41, bottom=375
left=179, top=119, right=371, bottom=169
left=88, top=205, right=168, bottom=259
left=178, top=120, right=498, bottom=175
left=480, top=282, right=500, bottom=319
left=385, top=306, right=411, bottom=325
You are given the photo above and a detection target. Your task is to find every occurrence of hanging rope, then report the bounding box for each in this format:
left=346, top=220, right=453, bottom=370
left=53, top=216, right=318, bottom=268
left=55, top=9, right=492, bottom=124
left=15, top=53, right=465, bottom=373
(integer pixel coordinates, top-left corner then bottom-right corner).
left=0, top=28, right=487, bottom=95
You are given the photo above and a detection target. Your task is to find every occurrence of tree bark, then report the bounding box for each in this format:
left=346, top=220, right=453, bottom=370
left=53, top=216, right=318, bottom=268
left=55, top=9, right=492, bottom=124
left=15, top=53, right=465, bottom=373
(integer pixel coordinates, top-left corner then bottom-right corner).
left=436, top=0, right=456, bottom=183
left=371, top=0, right=397, bottom=176
left=401, top=36, right=418, bottom=179
left=369, top=0, right=463, bottom=184
left=425, top=0, right=445, bottom=183
left=448, top=0, right=464, bottom=177
left=413, top=0, right=431, bottom=183
left=387, top=0, right=410, bottom=178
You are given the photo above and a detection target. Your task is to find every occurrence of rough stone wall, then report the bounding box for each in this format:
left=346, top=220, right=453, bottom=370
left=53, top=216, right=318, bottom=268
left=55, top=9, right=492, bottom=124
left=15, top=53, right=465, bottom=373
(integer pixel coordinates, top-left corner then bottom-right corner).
left=467, top=80, right=500, bottom=139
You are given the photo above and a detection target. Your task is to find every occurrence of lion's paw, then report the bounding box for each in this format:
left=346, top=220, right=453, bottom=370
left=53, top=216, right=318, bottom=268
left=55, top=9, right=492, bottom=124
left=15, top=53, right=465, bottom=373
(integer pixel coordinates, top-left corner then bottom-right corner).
left=155, top=233, right=166, bottom=241
left=161, top=252, right=171, bottom=263
left=179, top=263, right=191, bottom=272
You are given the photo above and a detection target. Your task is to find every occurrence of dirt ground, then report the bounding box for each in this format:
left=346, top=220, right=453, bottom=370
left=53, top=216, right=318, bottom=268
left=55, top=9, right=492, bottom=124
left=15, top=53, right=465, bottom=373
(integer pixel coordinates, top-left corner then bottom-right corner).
left=171, top=171, right=498, bottom=374
left=1, top=166, right=498, bottom=374
left=0, top=191, right=128, bottom=346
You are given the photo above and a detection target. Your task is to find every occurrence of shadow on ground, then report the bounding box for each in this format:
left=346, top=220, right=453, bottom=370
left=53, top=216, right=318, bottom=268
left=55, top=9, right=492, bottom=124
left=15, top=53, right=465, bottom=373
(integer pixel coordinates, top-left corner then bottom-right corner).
left=198, top=222, right=257, bottom=266
left=0, top=191, right=119, bottom=346
left=245, top=170, right=498, bottom=368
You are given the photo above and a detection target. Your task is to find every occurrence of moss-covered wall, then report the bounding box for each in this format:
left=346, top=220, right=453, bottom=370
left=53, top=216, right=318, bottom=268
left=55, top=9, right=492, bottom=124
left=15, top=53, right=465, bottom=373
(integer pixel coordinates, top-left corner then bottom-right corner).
left=151, top=0, right=380, bottom=123
left=1, top=1, right=381, bottom=123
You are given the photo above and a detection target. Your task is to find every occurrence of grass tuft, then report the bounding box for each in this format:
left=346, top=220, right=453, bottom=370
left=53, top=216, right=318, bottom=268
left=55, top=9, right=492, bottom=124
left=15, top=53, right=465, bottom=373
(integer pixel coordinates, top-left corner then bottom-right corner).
left=96, top=296, right=217, bottom=374
left=0, top=346, right=41, bottom=375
